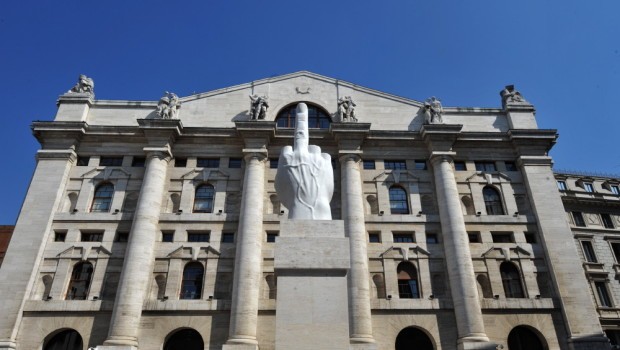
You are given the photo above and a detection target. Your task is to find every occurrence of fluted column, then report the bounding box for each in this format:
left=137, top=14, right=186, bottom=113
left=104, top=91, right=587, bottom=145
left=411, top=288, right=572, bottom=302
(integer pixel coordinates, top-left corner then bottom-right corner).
left=104, top=151, right=171, bottom=348
left=430, top=154, right=489, bottom=348
left=225, top=152, right=266, bottom=348
left=340, top=154, right=375, bottom=345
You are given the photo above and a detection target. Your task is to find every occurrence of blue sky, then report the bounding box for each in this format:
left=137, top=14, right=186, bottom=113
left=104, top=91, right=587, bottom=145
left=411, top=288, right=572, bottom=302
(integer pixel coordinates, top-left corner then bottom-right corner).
left=1, top=0, right=619, bottom=224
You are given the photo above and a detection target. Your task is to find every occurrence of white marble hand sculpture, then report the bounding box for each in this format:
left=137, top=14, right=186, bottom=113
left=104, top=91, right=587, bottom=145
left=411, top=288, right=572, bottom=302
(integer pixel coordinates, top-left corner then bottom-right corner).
left=275, top=103, right=334, bottom=220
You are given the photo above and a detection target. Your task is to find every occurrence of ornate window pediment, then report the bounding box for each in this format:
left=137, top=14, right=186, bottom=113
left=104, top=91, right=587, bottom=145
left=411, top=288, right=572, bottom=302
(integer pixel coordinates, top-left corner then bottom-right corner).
left=481, top=245, right=531, bottom=261
left=166, top=245, right=221, bottom=261
left=379, top=245, right=430, bottom=261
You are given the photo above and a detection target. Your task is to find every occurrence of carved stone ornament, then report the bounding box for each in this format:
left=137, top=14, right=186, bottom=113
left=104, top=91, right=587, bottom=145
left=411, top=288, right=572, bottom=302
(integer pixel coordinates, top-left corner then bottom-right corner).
left=68, top=74, right=95, bottom=95
left=337, top=96, right=358, bottom=122
left=156, top=91, right=181, bottom=119
left=423, top=96, right=443, bottom=124
left=500, top=85, right=528, bottom=107
left=249, top=94, right=269, bottom=120
left=275, top=103, right=334, bottom=220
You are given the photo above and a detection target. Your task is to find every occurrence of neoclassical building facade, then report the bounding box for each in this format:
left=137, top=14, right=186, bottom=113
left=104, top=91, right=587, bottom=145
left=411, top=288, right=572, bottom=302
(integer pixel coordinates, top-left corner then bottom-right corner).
left=0, top=72, right=612, bottom=350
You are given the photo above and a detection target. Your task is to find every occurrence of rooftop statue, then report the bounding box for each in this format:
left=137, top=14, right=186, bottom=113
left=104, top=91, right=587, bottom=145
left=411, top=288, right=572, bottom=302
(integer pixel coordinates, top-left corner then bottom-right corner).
left=249, top=94, right=269, bottom=120
left=500, top=85, right=528, bottom=107
left=337, top=96, right=358, bottom=122
left=156, top=91, right=181, bottom=119
left=275, top=103, right=334, bottom=220
left=68, top=74, right=94, bottom=95
left=423, top=96, right=443, bottom=124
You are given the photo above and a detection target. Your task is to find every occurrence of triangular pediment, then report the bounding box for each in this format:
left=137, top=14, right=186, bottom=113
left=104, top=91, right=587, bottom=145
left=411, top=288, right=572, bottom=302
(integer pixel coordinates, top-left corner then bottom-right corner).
left=481, top=245, right=531, bottom=260
left=466, top=171, right=512, bottom=184
left=80, top=167, right=131, bottom=180
left=373, top=170, right=419, bottom=184
left=380, top=245, right=430, bottom=261
left=56, top=244, right=112, bottom=261
left=167, top=245, right=221, bottom=260
left=182, top=168, right=229, bottom=182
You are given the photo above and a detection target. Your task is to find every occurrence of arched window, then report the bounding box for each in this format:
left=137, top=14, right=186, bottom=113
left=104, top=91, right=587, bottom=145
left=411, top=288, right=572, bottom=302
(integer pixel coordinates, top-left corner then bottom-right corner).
left=66, top=262, right=93, bottom=300
left=397, top=262, right=419, bottom=298
left=180, top=262, right=204, bottom=299
left=507, top=326, right=546, bottom=350
left=193, top=184, right=214, bottom=213
left=164, top=328, right=204, bottom=350
left=44, top=329, right=83, bottom=350
left=276, top=102, right=331, bottom=129
left=501, top=262, right=525, bottom=298
left=395, top=327, right=434, bottom=350
left=483, top=186, right=504, bottom=215
left=389, top=186, right=409, bottom=214
left=90, top=183, right=114, bottom=212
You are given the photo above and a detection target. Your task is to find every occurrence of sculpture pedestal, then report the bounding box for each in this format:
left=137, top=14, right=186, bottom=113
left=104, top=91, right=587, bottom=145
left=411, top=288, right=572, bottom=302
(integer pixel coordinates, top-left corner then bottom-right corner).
left=274, top=220, right=350, bottom=350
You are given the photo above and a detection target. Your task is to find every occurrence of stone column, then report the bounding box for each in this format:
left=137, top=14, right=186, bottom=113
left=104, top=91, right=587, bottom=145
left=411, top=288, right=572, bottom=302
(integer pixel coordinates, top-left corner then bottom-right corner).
left=224, top=152, right=266, bottom=349
left=0, top=149, right=76, bottom=350
left=340, top=154, right=376, bottom=347
left=103, top=150, right=171, bottom=349
left=430, top=154, right=491, bottom=349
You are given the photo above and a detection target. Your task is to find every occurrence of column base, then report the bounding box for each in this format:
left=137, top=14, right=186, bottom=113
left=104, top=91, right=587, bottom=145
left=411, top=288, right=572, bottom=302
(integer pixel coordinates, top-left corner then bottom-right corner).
left=349, top=339, right=378, bottom=350
left=457, top=336, right=497, bottom=350
left=0, top=340, right=17, bottom=350
left=95, top=346, right=138, bottom=350
left=567, top=335, right=612, bottom=350
left=222, top=343, right=259, bottom=350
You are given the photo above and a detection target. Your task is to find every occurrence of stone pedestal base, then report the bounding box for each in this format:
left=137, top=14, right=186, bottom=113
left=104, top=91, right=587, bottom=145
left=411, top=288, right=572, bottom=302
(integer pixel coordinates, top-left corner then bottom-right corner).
left=349, top=342, right=378, bottom=350
left=95, top=346, right=138, bottom=350
left=457, top=339, right=497, bottom=350
left=222, top=344, right=259, bottom=350
left=275, top=220, right=351, bottom=350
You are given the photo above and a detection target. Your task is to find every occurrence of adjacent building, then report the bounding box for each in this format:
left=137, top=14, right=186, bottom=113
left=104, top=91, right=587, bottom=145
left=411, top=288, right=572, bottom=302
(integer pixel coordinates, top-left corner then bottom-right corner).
left=0, top=226, right=14, bottom=267
left=0, top=72, right=613, bottom=350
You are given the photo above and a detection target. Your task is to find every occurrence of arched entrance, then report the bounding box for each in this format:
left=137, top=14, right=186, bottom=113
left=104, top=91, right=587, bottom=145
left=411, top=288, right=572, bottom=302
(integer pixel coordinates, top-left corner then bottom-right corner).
left=164, top=328, right=204, bottom=350
left=395, top=327, right=434, bottom=350
left=43, top=329, right=83, bottom=350
left=508, top=326, right=546, bottom=350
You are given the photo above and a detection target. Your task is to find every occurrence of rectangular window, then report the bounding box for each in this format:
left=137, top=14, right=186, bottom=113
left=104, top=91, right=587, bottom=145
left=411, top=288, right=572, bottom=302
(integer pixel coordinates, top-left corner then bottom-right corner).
left=611, top=185, right=620, bottom=195
left=426, top=233, right=439, bottom=244
left=611, top=242, right=620, bottom=263
left=468, top=232, right=481, bottom=243
left=197, top=158, right=220, bottom=168
left=504, top=161, right=518, bottom=171
left=572, top=211, right=586, bottom=227
left=188, top=232, right=210, bottom=242
left=601, top=214, right=614, bottom=229
left=228, top=158, right=242, bottom=168
left=454, top=161, right=467, bottom=171
left=363, top=160, right=376, bottom=170
left=491, top=232, right=514, bottom=243
left=221, top=232, right=235, bottom=243
left=475, top=161, right=497, bottom=172
left=393, top=233, right=415, bottom=243
left=584, top=183, right=594, bottom=193
left=266, top=231, right=278, bottom=243
left=54, top=231, right=67, bottom=242
left=131, top=157, right=145, bottom=167
left=581, top=241, right=597, bottom=262
left=384, top=160, right=407, bottom=170
left=162, top=231, right=174, bottom=242
left=595, top=282, right=613, bottom=307
left=557, top=180, right=567, bottom=191
left=368, top=232, right=381, bottom=243
left=174, top=158, right=187, bottom=167
left=81, top=232, right=103, bottom=242
left=115, top=232, right=129, bottom=242
left=524, top=232, right=537, bottom=244
left=414, top=160, right=427, bottom=170
left=270, top=158, right=279, bottom=169
left=76, top=156, right=90, bottom=166
left=99, top=156, right=123, bottom=166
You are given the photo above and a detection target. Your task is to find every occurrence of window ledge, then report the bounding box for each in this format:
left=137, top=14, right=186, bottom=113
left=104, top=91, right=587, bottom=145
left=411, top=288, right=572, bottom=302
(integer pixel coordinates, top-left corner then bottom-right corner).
left=583, top=262, right=607, bottom=275
left=480, top=298, right=556, bottom=309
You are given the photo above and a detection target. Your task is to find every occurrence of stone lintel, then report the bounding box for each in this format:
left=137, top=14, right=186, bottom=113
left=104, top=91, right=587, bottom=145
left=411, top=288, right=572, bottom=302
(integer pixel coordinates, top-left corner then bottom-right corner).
left=421, top=124, right=463, bottom=152
left=95, top=346, right=137, bottom=350
left=137, top=119, right=183, bottom=147
left=222, top=344, right=259, bottom=350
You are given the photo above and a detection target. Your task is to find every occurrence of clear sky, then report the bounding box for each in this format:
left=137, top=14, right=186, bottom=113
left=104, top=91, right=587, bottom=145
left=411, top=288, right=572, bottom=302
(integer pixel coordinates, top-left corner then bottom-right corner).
left=0, top=0, right=619, bottom=224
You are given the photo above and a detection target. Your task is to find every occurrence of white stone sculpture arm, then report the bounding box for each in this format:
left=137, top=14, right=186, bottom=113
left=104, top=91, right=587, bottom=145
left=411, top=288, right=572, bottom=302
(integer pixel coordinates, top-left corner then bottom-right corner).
left=275, top=103, right=334, bottom=220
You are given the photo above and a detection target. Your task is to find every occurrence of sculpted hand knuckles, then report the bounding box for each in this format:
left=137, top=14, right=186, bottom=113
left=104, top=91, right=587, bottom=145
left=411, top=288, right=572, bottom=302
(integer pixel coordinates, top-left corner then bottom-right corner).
left=275, top=103, right=334, bottom=220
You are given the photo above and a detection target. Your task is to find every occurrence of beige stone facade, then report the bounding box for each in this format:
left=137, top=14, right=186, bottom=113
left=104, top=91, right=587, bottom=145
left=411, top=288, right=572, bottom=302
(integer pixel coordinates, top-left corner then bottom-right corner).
left=0, top=72, right=613, bottom=349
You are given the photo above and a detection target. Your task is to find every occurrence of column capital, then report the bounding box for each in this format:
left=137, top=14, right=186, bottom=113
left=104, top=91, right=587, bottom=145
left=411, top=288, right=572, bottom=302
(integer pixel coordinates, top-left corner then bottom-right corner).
left=138, top=118, right=183, bottom=149
left=338, top=152, right=362, bottom=164
left=242, top=149, right=268, bottom=162
left=143, top=146, right=172, bottom=161
left=429, top=151, right=456, bottom=166
left=36, top=149, right=77, bottom=162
